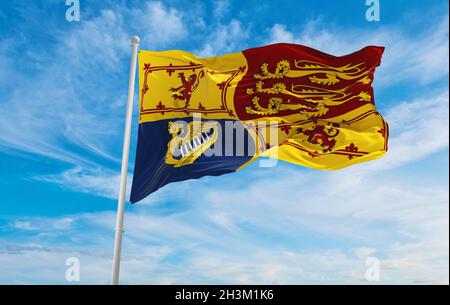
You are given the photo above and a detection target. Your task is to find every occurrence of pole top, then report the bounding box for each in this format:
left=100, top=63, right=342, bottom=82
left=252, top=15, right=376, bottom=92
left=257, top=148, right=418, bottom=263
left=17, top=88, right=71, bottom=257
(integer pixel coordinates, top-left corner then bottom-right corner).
left=131, top=35, right=141, bottom=45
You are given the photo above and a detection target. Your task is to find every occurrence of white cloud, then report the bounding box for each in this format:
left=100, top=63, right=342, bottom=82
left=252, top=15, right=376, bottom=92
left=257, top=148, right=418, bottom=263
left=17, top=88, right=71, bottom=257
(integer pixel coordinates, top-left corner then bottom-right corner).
left=0, top=39, right=14, bottom=87
left=131, top=2, right=187, bottom=48
left=197, top=19, right=250, bottom=57
left=379, top=90, right=449, bottom=169
left=213, top=0, right=231, bottom=19
left=34, top=166, right=170, bottom=205
left=63, top=9, right=129, bottom=69
left=2, top=167, right=448, bottom=284
left=354, top=247, right=377, bottom=259
left=268, top=24, right=295, bottom=43
left=35, top=167, right=122, bottom=200
left=11, top=217, right=75, bottom=232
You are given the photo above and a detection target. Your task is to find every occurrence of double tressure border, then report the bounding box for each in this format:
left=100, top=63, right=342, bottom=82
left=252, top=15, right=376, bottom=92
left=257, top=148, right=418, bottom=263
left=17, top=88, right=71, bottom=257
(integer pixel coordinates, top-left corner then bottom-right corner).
left=139, top=62, right=246, bottom=120
left=244, top=110, right=388, bottom=160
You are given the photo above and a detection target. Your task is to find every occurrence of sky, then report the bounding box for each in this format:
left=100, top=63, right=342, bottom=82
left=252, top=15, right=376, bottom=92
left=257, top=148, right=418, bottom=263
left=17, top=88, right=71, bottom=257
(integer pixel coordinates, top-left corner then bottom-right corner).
left=0, top=0, right=448, bottom=284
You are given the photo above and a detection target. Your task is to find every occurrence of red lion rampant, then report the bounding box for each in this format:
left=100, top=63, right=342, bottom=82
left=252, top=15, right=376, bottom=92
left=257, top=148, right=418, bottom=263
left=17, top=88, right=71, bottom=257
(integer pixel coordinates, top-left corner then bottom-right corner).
left=298, top=122, right=340, bottom=153
left=170, top=71, right=205, bottom=109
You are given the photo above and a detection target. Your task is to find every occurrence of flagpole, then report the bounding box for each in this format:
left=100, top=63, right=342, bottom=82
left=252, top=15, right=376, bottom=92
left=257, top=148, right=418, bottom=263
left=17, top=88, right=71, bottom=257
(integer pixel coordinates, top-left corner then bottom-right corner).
left=111, top=35, right=140, bottom=285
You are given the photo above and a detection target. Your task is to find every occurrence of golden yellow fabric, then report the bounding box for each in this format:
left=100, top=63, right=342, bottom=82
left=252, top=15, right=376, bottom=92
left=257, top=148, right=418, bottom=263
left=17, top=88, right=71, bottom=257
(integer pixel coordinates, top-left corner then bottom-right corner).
left=137, top=48, right=388, bottom=171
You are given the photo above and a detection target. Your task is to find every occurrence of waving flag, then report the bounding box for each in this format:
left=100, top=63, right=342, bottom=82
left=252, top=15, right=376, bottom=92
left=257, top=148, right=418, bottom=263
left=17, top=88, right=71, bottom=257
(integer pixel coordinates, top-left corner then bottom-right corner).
left=130, top=43, right=388, bottom=203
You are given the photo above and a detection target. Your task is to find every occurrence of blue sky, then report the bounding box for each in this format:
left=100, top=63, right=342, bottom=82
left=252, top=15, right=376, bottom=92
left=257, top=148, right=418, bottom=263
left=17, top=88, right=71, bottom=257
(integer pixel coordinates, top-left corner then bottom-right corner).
left=0, top=0, right=448, bottom=284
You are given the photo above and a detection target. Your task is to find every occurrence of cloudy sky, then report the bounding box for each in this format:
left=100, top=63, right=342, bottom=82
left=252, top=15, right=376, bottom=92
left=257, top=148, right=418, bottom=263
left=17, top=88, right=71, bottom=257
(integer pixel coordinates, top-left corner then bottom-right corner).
left=0, top=0, right=448, bottom=284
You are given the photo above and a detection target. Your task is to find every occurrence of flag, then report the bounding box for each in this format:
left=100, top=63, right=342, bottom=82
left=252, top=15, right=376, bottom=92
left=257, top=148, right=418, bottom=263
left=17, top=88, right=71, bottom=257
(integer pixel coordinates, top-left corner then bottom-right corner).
left=130, top=43, right=388, bottom=203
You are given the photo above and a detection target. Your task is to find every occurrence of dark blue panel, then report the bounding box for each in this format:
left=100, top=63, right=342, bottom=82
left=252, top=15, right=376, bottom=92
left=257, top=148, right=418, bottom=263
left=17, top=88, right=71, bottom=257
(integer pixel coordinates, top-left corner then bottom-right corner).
left=130, top=118, right=255, bottom=203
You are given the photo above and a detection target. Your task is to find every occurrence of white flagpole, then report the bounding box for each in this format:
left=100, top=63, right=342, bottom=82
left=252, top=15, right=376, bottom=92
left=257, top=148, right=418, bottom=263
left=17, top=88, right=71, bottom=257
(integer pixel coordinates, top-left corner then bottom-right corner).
left=111, top=35, right=140, bottom=285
